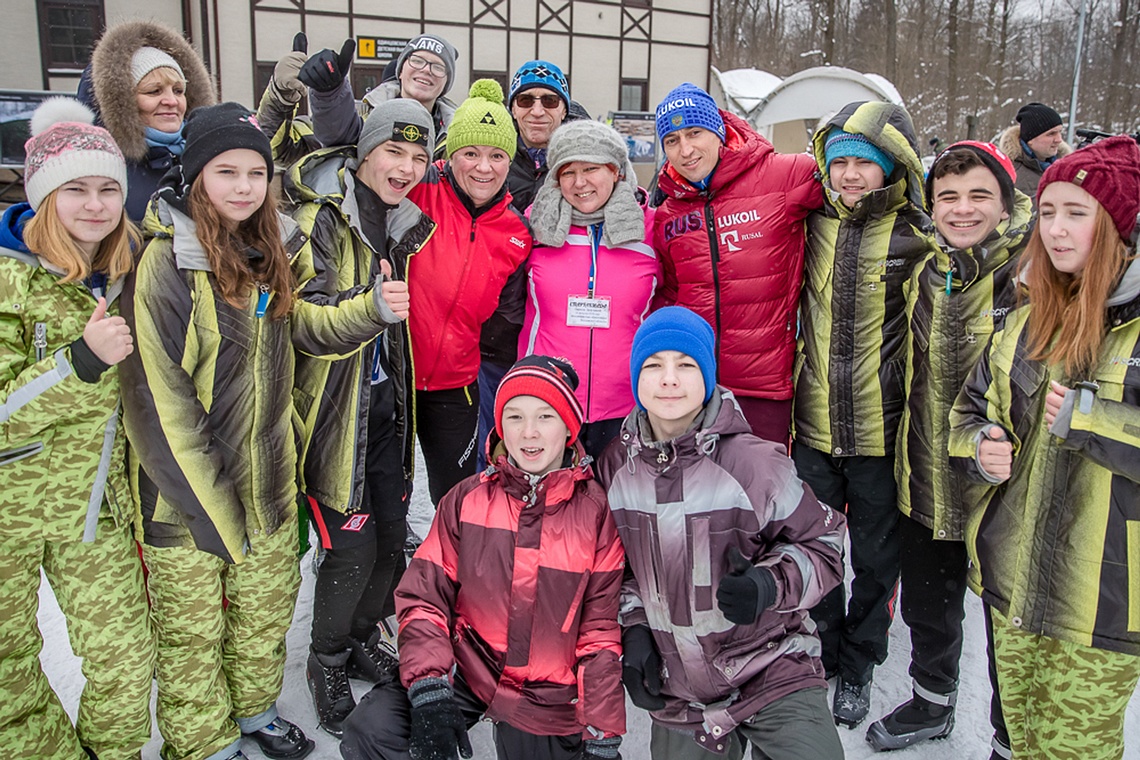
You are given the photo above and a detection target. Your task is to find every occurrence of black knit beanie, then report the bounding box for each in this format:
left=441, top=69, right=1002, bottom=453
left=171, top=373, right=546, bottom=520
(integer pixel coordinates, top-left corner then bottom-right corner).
left=1015, top=102, right=1063, bottom=142
left=181, top=102, right=274, bottom=187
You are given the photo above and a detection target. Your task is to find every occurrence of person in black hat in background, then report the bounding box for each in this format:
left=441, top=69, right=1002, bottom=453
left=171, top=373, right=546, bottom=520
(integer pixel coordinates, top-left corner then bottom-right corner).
left=998, top=102, right=1072, bottom=199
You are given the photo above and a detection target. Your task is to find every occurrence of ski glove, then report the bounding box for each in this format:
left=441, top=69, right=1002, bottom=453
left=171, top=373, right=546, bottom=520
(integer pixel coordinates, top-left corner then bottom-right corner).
left=407, top=677, right=473, bottom=760
left=299, top=39, right=355, bottom=92
left=583, top=735, right=622, bottom=759
left=621, top=625, right=666, bottom=711
left=716, top=546, right=777, bottom=625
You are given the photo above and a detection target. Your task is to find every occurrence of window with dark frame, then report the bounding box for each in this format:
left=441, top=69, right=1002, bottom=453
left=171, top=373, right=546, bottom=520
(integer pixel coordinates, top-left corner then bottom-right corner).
left=622, top=0, right=651, bottom=7
left=620, top=79, right=648, bottom=112
left=472, top=70, right=509, bottom=96
left=37, top=0, right=103, bottom=73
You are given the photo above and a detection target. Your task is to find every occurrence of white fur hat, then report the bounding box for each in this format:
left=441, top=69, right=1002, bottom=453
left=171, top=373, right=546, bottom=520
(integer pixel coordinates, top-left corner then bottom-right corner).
left=23, top=97, right=128, bottom=211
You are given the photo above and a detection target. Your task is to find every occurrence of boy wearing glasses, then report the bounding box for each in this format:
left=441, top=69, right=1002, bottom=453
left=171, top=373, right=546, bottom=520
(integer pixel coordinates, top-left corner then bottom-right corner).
left=277, top=33, right=461, bottom=161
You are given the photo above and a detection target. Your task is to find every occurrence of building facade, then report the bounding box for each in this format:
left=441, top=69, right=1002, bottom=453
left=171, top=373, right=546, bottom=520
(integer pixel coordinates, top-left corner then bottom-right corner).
left=8, top=0, right=711, bottom=120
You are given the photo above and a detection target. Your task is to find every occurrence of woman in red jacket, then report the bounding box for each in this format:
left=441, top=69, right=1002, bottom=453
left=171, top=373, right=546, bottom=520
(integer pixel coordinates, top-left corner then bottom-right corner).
left=401, top=80, right=533, bottom=505
left=652, top=83, right=823, bottom=446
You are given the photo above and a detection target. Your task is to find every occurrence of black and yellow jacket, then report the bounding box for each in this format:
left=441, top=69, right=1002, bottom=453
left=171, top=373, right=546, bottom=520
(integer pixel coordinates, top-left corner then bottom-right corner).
left=949, top=259, right=1140, bottom=654
left=895, top=191, right=1033, bottom=540
left=286, top=146, right=436, bottom=513
left=794, top=101, right=932, bottom=458
left=120, top=196, right=396, bottom=563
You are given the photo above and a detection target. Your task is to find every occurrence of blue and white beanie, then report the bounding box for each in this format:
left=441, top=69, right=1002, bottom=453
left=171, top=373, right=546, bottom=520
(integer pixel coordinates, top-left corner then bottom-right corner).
left=655, top=83, right=725, bottom=144
left=509, top=60, right=570, bottom=111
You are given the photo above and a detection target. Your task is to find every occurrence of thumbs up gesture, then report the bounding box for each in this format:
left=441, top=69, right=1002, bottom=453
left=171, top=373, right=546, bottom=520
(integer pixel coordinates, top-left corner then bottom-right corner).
left=376, top=259, right=409, bottom=321
left=299, top=38, right=356, bottom=93
left=716, top=545, right=777, bottom=625
left=82, top=297, right=133, bottom=366
left=270, top=32, right=310, bottom=104
left=977, top=424, right=1013, bottom=482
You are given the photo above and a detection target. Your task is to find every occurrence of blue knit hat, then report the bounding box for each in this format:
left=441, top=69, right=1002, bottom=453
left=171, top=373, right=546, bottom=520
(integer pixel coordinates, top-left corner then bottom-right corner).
left=824, top=128, right=895, bottom=177
left=630, top=307, right=717, bottom=410
left=655, top=83, right=725, bottom=144
left=509, top=60, right=570, bottom=111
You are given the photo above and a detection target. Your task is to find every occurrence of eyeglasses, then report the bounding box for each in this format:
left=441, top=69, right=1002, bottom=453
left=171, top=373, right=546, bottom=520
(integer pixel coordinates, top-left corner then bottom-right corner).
left=405, top=54, right=447, bottom=78
left=514, top=93, right=563, bottom=110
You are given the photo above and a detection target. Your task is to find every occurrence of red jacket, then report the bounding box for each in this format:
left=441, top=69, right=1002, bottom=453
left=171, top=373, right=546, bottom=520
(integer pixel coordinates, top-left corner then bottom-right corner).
left=653, top=112, right=822, bottom=399
left=395, top=442, right=626, bottom=738
left=406, top=165, right=532, bottom=391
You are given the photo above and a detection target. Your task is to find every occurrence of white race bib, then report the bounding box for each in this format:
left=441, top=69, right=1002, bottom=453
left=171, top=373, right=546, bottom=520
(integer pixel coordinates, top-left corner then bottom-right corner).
left=566, top=295, right=611, bottom=329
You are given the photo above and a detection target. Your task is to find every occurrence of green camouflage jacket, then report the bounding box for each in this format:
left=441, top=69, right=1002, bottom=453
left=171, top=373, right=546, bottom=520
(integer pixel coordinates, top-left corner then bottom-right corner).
left=0, top=242, right=129, bottom=542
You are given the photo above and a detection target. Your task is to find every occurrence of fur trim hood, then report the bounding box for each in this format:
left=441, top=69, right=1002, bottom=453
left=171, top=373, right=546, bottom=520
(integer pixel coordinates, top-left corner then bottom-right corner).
left=91, top=20, right=217, bottom=162
left=997, top=124, right=1073, bottom=165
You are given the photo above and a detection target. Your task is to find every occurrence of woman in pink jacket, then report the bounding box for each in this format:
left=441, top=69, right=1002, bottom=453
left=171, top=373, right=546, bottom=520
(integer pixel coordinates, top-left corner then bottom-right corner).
left=523, top=120, right=661, bottom=458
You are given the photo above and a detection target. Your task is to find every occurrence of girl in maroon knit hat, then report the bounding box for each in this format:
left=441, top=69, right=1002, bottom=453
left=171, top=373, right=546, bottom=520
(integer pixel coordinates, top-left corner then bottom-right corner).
left=949, top=135, right=1140, bottom=760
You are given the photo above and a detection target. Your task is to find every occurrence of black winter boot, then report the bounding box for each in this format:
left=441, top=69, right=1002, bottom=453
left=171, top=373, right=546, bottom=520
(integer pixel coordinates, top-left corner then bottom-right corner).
left=306, top=648, right=356, bottom=737
left=347, top=627, right=399, bottom=684
left=865, top=688, right=956, bottom=751
left=244, top=717, right=314, bottom=759
left=833, top=676, right=873, bottom=728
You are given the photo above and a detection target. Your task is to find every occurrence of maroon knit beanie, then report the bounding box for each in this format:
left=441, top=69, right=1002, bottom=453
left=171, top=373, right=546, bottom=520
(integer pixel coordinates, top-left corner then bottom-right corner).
left=1037, top=135, right=1140, bottom=242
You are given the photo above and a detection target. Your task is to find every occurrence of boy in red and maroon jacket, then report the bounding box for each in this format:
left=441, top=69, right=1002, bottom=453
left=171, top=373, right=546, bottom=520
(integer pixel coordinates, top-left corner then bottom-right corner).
left=340, top=355, right=625, bottom=760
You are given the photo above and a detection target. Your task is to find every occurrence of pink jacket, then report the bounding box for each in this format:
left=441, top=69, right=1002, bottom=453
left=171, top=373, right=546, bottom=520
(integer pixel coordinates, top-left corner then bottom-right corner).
left=520, top=204, right=660, bottom=423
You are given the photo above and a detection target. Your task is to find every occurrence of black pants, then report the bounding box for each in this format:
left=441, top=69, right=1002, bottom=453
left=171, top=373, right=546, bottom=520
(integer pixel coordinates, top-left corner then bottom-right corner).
left=340, top=677, right=586, bottom=760
left=793, top=442, right=900, bottom=685
left=309, top=379, right=408, bottom=655
left=416, top=384, right=480, bottom=506
left=578, top=417, right=624, bottom=462
left=899, top=515, right=1007, bottom=739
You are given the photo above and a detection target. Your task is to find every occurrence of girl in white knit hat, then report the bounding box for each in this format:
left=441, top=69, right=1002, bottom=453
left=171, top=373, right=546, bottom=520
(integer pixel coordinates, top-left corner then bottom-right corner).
left=0, top=96, right=155, bottom=759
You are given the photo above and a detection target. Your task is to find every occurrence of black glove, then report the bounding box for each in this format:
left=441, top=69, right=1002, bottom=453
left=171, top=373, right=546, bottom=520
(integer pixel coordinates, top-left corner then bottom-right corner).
left=621, top=625, right=666, bottom=710
left=583, top=735, right=622, bottom=759
left=298, top=39, right=355, bottom=93
left=407, top=677, right=473, bottom=760
left=716, top=545, right=777, bottom=625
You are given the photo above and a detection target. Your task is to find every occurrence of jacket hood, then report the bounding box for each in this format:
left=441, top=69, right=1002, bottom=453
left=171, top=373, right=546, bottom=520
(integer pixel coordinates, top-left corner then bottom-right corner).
left=483, top=434, right=595, bottom=509
left=363, top=80, right=458, bottom=124
left=618, top=386, right=752, bottom=465
left=143, top=195, right=299, bottom=273
left=997, top=125, right=1073, bottom=167
left=812, top=101, right=926, bottom=214
left=656, top=110, right=776, bottom=201
left=91, top=20, right=218, bottom=162
left=0, top=203, right=33, bottom=255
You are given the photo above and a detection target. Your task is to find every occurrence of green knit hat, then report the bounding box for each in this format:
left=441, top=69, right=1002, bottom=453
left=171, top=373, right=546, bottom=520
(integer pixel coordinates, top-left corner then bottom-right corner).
left=446, top=79, right=517, bottom=160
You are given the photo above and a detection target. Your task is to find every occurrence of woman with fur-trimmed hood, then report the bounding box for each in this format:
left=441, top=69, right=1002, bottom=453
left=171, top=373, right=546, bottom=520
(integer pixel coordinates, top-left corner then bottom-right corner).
left=78, top=19, right=217, bottom=221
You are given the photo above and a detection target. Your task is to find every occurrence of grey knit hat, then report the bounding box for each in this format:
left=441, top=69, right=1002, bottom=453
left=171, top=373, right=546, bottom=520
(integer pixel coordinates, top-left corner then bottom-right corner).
left=396, top=35, right=459, bottom=97
left=546, top=119, right=629, bottom=179
left=529, top=120, right=645, bottom=248
left=357, top=98, right=436, bottom=162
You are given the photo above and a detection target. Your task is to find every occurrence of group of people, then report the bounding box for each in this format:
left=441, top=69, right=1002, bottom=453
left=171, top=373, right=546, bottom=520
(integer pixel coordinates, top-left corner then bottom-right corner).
left=1, top=16, right=1138, bottom=760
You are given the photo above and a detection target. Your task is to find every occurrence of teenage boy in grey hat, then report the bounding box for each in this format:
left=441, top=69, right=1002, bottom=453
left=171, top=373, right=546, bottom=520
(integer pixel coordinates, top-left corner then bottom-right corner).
left=285, top=98, right=437, bottom=737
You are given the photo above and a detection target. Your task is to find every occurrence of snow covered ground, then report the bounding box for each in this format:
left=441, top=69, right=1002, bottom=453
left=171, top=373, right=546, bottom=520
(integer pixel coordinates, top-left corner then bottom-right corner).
left=38, top=452, right=1140, bottom=759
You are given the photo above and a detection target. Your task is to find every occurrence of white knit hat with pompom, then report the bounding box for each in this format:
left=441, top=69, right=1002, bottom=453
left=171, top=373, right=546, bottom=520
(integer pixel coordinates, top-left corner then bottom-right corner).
left=24, top=97, right=128, bottom=211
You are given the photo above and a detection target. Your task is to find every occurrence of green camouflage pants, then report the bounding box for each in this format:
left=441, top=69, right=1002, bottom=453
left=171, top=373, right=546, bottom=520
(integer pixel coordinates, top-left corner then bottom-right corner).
left=992, top=607, right=1140, bottom=760
left=0, top=517, right=155, bottom=760
left=144, top=511, right=302, bottom=760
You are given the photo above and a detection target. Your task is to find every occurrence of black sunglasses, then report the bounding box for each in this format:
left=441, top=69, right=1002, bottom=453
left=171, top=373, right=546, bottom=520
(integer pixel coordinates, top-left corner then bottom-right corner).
left=514, top=93, right=562, bottom=109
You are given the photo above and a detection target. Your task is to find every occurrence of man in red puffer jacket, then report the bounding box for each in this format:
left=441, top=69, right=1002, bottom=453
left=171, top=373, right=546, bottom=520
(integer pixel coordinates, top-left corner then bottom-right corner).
left=652, top=83, right=822, bottom=446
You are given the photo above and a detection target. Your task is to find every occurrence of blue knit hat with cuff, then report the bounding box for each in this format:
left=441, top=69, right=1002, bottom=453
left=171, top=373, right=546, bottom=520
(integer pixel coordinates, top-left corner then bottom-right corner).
left=824, top=128, right=895, bottom=177
left=630, top=306, right=717, bottom=410
left=655, top=83, right=725, bottom=144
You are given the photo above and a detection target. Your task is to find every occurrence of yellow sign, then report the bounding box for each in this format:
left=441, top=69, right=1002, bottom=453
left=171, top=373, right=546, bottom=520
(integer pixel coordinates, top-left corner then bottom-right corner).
left=358, top=38, right=375, bottom=59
